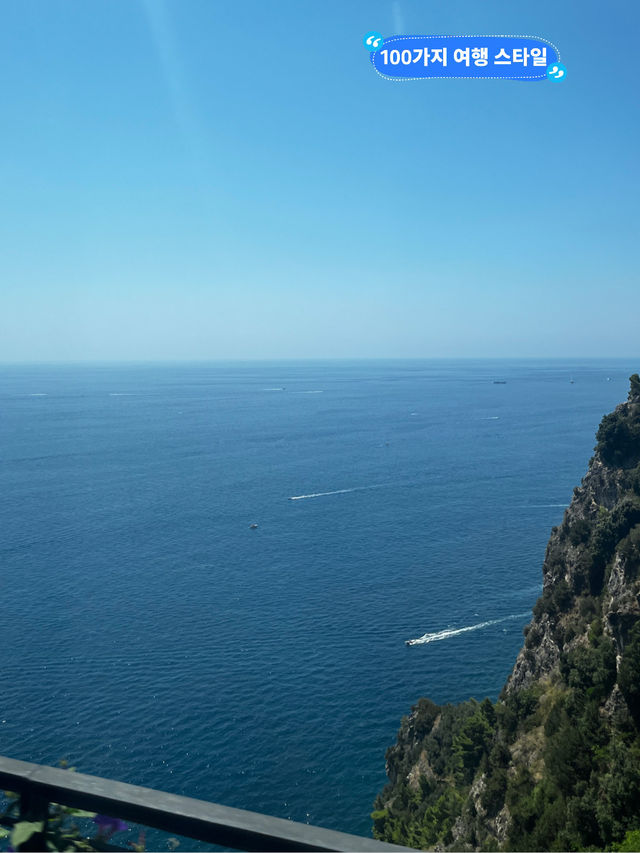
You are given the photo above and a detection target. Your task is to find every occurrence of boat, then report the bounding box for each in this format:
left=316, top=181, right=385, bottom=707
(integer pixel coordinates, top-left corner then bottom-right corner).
left=249, top=523, right=258, bottom=529
left=493, top=380, right=507, bottom=384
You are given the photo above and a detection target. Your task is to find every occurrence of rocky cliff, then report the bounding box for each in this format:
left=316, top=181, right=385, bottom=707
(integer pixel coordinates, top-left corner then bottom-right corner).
left=373, top=375, right=640, bottom=852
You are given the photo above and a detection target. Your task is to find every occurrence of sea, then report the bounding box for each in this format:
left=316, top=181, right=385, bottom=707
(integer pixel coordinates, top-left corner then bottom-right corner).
left=0, top=358, right=636, bottom=849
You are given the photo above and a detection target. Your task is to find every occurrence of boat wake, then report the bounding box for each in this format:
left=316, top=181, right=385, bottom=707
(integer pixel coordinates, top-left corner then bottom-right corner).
left=289, top=483, right=387, bottom=501
left=406, top=612, right=530, bottom=646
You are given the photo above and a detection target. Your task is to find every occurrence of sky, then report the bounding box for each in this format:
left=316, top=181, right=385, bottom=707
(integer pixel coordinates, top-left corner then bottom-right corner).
left=1, top=0, right=638, bottom=361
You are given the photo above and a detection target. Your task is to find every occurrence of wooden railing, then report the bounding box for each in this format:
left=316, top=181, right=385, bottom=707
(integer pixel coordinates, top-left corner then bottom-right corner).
left=0, top=756, right=410, bottom=852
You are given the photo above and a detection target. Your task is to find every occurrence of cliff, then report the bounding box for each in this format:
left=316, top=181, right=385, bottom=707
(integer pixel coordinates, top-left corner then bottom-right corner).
left=373, top=374, right=640, bottom=852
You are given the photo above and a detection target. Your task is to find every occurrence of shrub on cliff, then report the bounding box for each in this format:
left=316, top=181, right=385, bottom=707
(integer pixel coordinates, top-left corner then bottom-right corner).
left=451, top=702, right=495, bottom=783
left=618, top=622, right=640, bottom=720
left=618, top=523, right=640, bottom=568
left=596, top=377, right=640, bottom=467
left=481, top=766, right=508, bottom=818
left=568, top=518, right=591, bottom=546
left=560, top=634, right=616, bottom=699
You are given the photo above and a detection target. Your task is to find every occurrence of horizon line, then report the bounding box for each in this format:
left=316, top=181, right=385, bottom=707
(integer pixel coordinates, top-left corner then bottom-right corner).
left=1, top=356, right=639, bottom=367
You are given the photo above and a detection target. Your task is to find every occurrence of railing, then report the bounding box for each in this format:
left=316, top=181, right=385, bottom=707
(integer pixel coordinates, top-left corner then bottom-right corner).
left=0, top=756, right=410, bottom=852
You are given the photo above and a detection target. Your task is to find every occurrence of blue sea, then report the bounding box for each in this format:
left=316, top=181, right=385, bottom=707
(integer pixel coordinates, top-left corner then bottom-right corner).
left=0, top=359, right=636, bottom=848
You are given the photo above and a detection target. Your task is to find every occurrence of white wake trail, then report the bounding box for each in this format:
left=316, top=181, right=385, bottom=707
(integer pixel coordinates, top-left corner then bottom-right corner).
left=406, top=612, right=530, bottom=646
left=288, top=483, right=388, bottom=501
left=289, top=488, right=359, bottom=501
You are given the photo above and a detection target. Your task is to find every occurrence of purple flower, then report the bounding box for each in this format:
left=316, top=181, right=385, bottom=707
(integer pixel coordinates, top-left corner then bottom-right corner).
left=93, top=815, right=128, bottom=838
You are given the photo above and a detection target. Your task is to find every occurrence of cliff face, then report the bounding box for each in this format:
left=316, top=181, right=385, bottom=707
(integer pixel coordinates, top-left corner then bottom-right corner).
left=373, top=375, right=640, bottom=852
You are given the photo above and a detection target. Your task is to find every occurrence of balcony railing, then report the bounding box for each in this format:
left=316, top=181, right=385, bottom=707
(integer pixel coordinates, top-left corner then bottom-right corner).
left=0, top=755, right=410, bottom=852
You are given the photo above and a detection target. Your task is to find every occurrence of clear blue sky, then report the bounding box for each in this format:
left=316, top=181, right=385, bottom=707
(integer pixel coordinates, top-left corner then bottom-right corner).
left=1, top=0, right=638, bottom=360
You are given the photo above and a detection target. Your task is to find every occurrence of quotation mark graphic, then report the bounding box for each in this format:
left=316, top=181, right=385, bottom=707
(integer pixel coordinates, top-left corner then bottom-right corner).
left=363, top=31, right=384, bottom=51
left=547, top=62, right=567, bottom=81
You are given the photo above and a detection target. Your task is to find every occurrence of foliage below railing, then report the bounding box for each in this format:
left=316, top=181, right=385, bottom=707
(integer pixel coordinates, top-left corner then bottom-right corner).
left=0, top=761, right=156, bottom=852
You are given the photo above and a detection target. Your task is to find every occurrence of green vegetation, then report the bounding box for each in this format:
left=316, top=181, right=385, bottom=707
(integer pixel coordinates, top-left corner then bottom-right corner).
left=374, top=639, right=640, bottom=851
left=0, top=769, right=150, bottom=852
left=373, top=699, right=499, bottom=849
left=595, top=375, right=640, bottom=467
left=618, top=622, right=640, bottom=721
left=613, top=828, right=640, bottom=851
left=373, top=376, right=640, bottom=851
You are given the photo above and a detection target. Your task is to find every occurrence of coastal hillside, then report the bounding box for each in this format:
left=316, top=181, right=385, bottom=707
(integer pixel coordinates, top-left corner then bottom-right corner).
left=373, top=375, right=640, bottom=851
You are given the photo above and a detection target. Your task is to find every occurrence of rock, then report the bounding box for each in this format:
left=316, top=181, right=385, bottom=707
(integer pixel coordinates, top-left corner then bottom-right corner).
left=373, top=375, right=640, bottom=851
